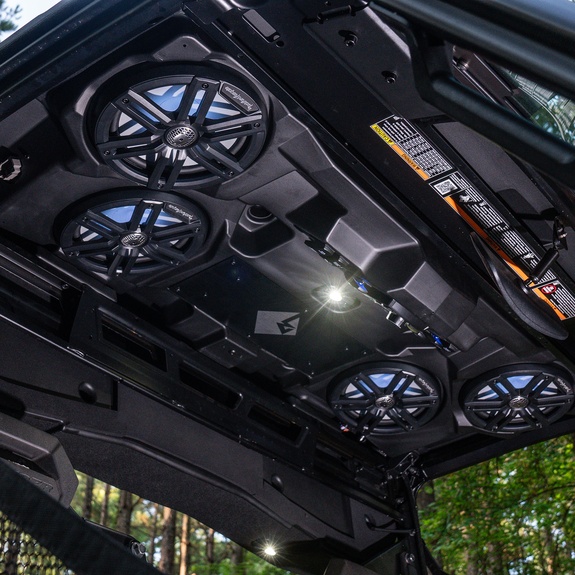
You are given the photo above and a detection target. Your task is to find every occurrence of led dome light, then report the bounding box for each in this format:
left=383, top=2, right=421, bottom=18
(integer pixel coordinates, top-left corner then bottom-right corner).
left=58, top=192, right=208, bottom=276
left=93, top=66, right=268, bottom=189
left=311, top=285, right=360, bottom=313
left=461, top=365, right=574, bottom=433
left=263, top=545, right=277, bottom=557
left=329, top=363, right=441, bottom=436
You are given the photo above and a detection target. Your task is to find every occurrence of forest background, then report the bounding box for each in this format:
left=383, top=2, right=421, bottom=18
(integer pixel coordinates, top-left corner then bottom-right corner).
left=71, top=434, right=575, bottom=575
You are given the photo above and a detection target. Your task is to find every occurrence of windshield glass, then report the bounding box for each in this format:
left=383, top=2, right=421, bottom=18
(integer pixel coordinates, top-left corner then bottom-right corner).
left=501, top=70, right=575, bottom=146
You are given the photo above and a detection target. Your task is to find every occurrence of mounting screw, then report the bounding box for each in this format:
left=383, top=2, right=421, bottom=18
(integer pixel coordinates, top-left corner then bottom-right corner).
left=202, top=83, right=209, bottom=89
left=122, top=98, right=130, bottom=104
left=405, top=554, right=415, bottom=565
left=454, top=57, right=469, bottom=71
left=382, top=71, right=397, bottom=84
left=342, top=32, right=358, bottom=47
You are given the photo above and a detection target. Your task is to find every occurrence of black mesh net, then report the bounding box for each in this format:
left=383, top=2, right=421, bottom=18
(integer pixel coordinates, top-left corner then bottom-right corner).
left=0, top=512, right=75, bottom=575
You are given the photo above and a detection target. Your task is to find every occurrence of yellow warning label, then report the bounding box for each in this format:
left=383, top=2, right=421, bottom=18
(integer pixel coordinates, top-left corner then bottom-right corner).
left=370, top=118, right=454, bottom=181
left=371, top=123, right=431, bottom=180
left=371, top=114, right=575, bottom=321
left=371, top=123, right=393, bottom=145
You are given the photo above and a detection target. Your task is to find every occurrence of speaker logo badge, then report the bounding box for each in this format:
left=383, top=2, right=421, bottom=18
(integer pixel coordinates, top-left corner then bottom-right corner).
left=164, top=203, right=200, bottom=224
left=254, top=311, right=300, bottom=336
left=219, top=82, right=258, bottom=114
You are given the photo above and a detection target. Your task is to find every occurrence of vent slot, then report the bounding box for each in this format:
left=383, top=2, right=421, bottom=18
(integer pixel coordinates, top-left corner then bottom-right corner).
left=179, top=363, right=241, bottom=409
left=248, top=405, right=302, bottom=443
left=100, top=316, right=167, bottom=371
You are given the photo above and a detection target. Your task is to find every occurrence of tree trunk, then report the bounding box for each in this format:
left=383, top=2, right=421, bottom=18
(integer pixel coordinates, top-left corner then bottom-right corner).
left=179, top=514, right=190, bottom=575
left=230, top=542, right=245, bottom=575
left=205, top=527, right=216, bottom=574
left=417, top=481, right=443, bottom=568
left=149, top=503, right=160, bottom=566
left=188, top=518, right=203, bottom=570
left=100, top=483, right=111, bottom=527
left=82, top=475, right=95, bottom=520
left=206, top=527, right=215, bottom=564
left=159, top=506, right=177, bottom=574
left=465, top=548, right=480, bottom=575
left=116, top=489, right=133, bottom=535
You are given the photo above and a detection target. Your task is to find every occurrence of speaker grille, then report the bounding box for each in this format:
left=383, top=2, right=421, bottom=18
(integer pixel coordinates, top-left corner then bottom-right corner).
left=59, top=192, right=208, bottom=276
left=329, top=363, right=441, bottom=436
left=93, top=69, right=267, bottom=189
left=461, top=365, right=574, bottom=433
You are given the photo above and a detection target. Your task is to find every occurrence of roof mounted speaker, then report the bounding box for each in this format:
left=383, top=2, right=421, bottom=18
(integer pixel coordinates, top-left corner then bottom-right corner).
left=58, top=191, right=208, bottom=276
left=328, top=363, right=442, bottom=436
left=92, top=65, right=268, bottom=190
left=461, top=365, right=574, bottom=434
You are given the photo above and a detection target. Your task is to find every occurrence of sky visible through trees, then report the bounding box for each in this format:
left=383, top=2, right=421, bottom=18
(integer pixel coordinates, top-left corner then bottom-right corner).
left=0, top=0, right=20, bottom=37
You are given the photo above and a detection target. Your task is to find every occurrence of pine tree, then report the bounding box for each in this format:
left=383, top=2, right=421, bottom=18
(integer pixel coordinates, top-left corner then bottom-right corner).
left=0, top=1, right=20, bottom=37
left=100, top=483, right=111, bottom=527
left=179, top=514, right=190, bottom=575
left=82, top=475, right=95, bottom=520
left=159, top=507, right=177, bottom=574
left=116, top=490, right=133, bottom=535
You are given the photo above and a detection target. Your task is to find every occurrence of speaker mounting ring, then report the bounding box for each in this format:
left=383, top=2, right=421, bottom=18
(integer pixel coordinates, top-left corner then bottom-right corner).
left=329, top=362, right=442, bottom=436
left=93, top=66, right=268, bottom=189
left=58, top=191, right=208, bottom=277
left=461, top=364, right=574, bottom=434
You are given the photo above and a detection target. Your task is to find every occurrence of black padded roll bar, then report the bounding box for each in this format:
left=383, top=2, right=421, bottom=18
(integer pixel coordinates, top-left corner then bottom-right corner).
left=372, top=0, right=575, bottom=187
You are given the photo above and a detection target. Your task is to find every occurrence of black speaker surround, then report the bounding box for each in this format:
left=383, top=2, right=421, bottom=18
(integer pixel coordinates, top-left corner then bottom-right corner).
left=58, top=191, right=208, bottom=276
left=461, top=365, right=574, bottom=434
left=92, top=65, right=268, bottom=190
left=328, top=363, right=442, bottom=436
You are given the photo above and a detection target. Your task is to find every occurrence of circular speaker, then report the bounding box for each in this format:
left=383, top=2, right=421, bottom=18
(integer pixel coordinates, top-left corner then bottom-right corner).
left=461, top=365, right=574, bottom=433
left=58, top=192, right=208, bottom=276
left=329, top=363, right=442, bottom=435
left=93, top=66, right=268, bottom=189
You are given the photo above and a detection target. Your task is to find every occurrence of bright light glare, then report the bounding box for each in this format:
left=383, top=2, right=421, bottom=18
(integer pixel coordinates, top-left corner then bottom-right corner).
left=328, top=288, right=343, bottom=302
left=263, top=545, right=277, bottom=557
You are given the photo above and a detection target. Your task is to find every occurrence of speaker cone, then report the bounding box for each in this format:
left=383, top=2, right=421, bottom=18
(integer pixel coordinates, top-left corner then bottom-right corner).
left=329, top=363, right=441, bottom=435
left=58, top=192, right=208, bottom=276
left=461, top=365, right=574, bottom=433
left=93, top=66, right=268, bottom=189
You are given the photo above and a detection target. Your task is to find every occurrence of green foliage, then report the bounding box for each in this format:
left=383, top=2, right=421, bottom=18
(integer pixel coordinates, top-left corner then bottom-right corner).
left=0, top=0, right=20, bottom=36
left=419, top=434, right=575, bottom=575
left=190, top=553, right=286, bottom=575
